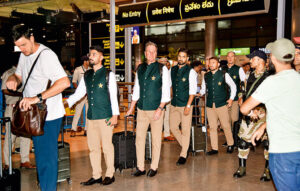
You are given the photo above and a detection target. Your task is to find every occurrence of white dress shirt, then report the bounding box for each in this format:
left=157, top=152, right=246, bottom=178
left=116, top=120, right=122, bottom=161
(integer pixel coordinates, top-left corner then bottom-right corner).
left=199, top=71, right=237, bottom=100
left=67, top=71, right=120, bottom=115
left=189, top=69, right=198, bottom=95
left=132, top=65, right=171, bottom=103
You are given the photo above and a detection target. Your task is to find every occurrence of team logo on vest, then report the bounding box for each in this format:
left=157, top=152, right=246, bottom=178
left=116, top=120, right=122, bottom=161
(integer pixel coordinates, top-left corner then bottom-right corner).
left=182, top=77, right=186, bottom=82
left=233, top=75, right=237, bottom=79
left=218, top=82, right=222, bottom=86
left=98, top=83, right=103, bottom=88
left=152, top=76, right=156, bottom=81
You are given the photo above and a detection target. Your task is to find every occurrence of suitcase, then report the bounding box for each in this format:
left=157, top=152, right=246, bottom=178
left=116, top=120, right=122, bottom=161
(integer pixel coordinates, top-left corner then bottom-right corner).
left=113, top=115, right=137, bottom=172
left=0, top=117, right=21, bottom=191
left=190, top=97, right=207, bottom=155
left=57, top=125, right=71, bottom=184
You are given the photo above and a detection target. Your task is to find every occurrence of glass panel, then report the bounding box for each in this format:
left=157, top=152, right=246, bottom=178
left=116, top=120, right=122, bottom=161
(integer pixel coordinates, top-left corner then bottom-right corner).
left=167, top=24, right=186, bottom=34
left=188, top=22, right=205, bottom=32
left=218, top=20, right=231, bottom=29
left=232, top=38, right=256, bottom=47
left=166, top=33, right=185, bottom=42
left=186, top=31, right=205, bottom=41
left=145, top=26, right=166, bottom=36
left=187, top=41, right=204, bottom=50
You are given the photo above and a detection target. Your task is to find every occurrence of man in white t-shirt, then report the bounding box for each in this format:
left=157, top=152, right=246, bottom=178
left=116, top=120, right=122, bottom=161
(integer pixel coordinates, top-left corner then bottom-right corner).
left=70, top=55, right=91, bottom=137
left=6, top=24, right=70, bottom=191
left=241, top=38, right=300, bottom=191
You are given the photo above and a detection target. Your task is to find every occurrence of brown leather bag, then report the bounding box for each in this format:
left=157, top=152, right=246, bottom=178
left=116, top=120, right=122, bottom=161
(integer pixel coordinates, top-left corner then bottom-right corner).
left=11, top=49, right=50, bottom=137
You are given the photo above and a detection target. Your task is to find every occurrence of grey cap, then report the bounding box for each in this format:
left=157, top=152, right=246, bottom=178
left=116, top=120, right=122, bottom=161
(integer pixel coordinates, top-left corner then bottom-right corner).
left=266, top=38, right=295, bottom=62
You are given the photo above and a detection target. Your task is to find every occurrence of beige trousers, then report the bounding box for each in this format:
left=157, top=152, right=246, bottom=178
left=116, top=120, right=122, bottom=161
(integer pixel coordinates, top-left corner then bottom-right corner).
left=169, top=105, right=193, bottom=158
left=136, top=109, right=164, bottom=170
left=87, top=119, right=114, bottom=179
left=228, top=100, right=239, bottom=126
left=207, top=104, right=234, bottom=150
left=163, top=103, right=171, bottom=137
left=72, top=96, right=88, bottom=131
left=3, top=105, right=31, bottom=165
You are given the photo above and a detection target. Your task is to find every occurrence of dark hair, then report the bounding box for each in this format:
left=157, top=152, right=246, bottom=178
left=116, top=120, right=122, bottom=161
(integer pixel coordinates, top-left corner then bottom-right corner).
left=191, top=60, right=202, bottom=68
left=178, top=48, right=189, bottom=56
left=209, top=56, right=219, bottom=63
left=90, top=46, right=104, bottom=54
left=12, top=24, right=33, bottom=42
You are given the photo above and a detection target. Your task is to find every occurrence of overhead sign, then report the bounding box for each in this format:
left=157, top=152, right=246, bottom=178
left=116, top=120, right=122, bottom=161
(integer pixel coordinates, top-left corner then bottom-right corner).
left=119, top=0, right=270, bottom=27
left=220, top=48, right=250, bottom=56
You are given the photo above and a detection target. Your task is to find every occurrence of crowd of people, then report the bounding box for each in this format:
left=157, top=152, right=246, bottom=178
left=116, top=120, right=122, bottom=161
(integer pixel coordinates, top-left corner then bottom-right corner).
left=1, top=24, right=300, bottom=191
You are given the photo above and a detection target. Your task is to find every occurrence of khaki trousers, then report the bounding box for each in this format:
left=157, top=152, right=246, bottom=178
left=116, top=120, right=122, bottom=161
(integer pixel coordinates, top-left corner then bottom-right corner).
left=169, top=105, right=193, bottom=158
left=207, top=104, right=234, bottom=150
left=87, top=119, right=114, bottom=179
left=163, top=103, right=171, bottom=137
left=136, top=109, right=164, bottom=170
left=3, top=105, right=31, bottom=165
left=228, top=101, right=239, bottom=126
left=72, top=96, right=88, bottom=131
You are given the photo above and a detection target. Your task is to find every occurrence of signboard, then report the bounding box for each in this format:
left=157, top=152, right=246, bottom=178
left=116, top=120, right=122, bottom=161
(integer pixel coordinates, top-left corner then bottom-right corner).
left=91, top=23, right=125, bottom=81
left=131, top=26, right=140, bottom=44
left=220, top=48, right=250, bottom=56
left=119, top=0, right=270, bottom=27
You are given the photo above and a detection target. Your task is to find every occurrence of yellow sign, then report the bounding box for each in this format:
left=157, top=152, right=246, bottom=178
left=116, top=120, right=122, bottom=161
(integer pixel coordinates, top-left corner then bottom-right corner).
left=102, top=40, right=125, bottom=49
left=63, top=98, right=75, bottom=116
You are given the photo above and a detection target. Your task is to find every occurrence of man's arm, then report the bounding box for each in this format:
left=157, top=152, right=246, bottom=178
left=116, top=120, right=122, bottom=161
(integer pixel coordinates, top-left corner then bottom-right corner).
left=107, top=72, right=120, bottom=126
left=184, top=69, right=197, bottom=115
left=126, top=73, right=140, bottom=116
left=225, top=73, right=237, bottom=107
left=65, top=77, right=87, bottom=108
left=240, top=96, right=261, bottom=116
left=2, top=90, right=22, bottom=97
left=6, top=74, right=22, bottom=91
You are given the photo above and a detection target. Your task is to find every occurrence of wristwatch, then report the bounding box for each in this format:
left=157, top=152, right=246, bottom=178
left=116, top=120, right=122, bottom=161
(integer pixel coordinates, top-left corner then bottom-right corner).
left=186, top=104, right=191, bottom=108
left=158, top=106, right=164, bottom=111
left=37, top=93, right=43, bottom=102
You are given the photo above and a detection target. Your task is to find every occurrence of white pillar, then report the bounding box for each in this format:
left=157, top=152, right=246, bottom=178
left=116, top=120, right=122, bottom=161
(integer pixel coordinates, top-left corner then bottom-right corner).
left=277, top=0, right=286, bottom=39
left=110, top=0, right=116, bottom=72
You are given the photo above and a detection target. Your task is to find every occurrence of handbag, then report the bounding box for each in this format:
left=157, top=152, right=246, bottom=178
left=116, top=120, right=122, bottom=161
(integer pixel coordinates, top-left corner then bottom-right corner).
left=11, top=49, right=50, bottom=138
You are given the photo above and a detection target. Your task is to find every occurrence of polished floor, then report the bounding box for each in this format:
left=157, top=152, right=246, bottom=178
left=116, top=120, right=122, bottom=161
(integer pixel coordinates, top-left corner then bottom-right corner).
left=3, top=120, right=275, bottom=191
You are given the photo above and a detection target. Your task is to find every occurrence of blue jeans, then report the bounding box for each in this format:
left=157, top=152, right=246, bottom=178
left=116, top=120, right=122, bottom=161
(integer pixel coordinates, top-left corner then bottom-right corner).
left=269, top=151, right=300, bottom=191
left=32, top=118, right=62, bottom=191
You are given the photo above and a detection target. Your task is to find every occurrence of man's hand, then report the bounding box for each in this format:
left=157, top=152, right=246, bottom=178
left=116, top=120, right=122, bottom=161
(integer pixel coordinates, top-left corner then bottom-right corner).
left=238, top=97, right=243, bottom=106
left=153, top=108, right=163, bottom=120
left=250, top=109, right=260, bottom=120
left=63, top=100, right=69, bottom=108
left=184, top=107, right=191, bottom=116
left=107, top=115, right=118, bottom=127
left=126, top=107, right=135, bottom=116
left=227, top=99, right=233, bottom=107
left=251, top=123, right=266, bottom=146
left=6, top=75, right=19, bottom=91
left=19, top=97, right=40, bottom=111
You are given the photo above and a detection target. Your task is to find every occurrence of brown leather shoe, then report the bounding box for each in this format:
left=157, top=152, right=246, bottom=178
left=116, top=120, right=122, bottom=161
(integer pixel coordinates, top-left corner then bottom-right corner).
left=20, top=162, right=36, bottom=169
left=164, top=136, right=175, bottom=141
left=70, top=130, right=76, bottom=137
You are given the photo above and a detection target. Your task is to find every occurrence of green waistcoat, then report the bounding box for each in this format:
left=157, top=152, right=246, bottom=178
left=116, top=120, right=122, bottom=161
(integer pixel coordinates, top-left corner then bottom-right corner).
left=227, top=65, right=240, bottom=101
left=171, top=65, right=191, bottom=107
left=137, top=62, right=162, bottom=110
left=84, top=67, right=112, bottom=120
left=205, top=70, right=227, bottom=108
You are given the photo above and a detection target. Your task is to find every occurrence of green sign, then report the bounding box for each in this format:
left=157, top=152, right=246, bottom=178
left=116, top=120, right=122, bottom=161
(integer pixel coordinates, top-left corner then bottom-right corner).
left=220, top=48, right=250, bottom=56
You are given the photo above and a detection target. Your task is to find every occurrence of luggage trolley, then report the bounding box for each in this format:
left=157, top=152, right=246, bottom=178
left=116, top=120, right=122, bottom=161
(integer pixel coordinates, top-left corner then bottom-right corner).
left=190, top=95, right=208, bottom=155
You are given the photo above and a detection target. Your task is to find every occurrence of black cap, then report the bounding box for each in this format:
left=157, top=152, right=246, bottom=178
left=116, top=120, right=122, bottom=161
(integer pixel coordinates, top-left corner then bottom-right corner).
left=246, top=50, right=267, bottom=62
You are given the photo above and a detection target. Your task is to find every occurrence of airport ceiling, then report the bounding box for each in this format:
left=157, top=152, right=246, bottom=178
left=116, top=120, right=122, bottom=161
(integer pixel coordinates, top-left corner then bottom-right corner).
left=0, top=0, right=146, bottom=18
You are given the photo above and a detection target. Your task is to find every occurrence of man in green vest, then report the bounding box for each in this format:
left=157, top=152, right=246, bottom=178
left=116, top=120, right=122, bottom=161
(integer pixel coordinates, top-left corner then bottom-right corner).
left=126, top=41, right=171, bottom=177
left=169, top=48, right=197, bottom=165
left=224, top=51, right=246, bottom=147
left=199, top=57, right=236, bottom=155
left=65, top=46, right=119, bottom=186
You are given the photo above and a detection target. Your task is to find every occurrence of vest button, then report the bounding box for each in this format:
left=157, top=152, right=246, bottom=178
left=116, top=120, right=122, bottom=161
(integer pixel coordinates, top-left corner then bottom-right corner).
left=91, top=104, right=94, bottom=106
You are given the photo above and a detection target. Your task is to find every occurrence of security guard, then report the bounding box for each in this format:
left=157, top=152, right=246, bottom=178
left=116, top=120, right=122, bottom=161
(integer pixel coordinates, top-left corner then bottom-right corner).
left=65, top=46, right=119, bottom=186
left=199, top=57, right=236, bottom=155
left=233, top=50, right=270, bottom=181
left=169, top=48, right=197, bottom=165
left=127, top=41, right=171, bottom=177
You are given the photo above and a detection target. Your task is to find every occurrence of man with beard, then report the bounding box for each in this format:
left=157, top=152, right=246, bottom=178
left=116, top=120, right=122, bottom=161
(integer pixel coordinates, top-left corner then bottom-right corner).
left=126, top=41, right=171, bottom=177
left=65, top=46, right=119, bottom=186
left=294, top=43, right=300, bottom=73
left=199, top=57, right=236, bottom=155
left=233, top=50, right=271, bottom=181
left=169, top=48, right=197, bottom=165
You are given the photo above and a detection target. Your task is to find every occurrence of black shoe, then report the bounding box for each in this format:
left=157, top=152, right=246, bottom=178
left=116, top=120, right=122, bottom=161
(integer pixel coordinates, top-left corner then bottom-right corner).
left=176, top=157, right=187, bottom=166
left=222, top=142, right=227, bottom=147
left=132, top=168, right=146, bottom=177
left=102, top=176, right=115, bottom=185
left=80, top=177, right=102, bottom=186
left=147, top=169, right=157, bottom=177
left=206, top=150, right=218, bottom=155
left=83, top=130, right=87, bottom=136
left=233, top=167, right=246, bottom=178
left=227, top=145, right=234, bottom=153
left=14, top=148, right=20, bottom=154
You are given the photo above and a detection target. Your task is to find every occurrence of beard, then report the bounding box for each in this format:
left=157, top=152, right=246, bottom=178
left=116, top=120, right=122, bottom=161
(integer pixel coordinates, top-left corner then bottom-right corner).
left=267, top=60, right=276, bottom=75
left=178, top=61, right=185, bottom=65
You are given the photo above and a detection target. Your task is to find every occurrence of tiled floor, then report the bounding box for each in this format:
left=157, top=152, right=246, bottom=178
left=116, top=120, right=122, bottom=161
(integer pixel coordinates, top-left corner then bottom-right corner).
left=3, top=118, right=275, bottom=191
